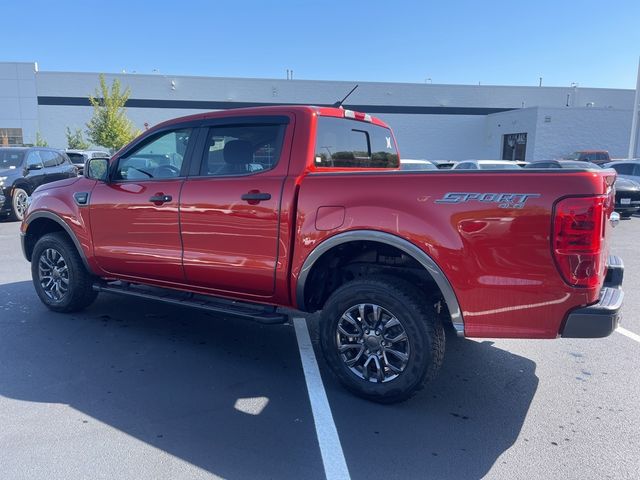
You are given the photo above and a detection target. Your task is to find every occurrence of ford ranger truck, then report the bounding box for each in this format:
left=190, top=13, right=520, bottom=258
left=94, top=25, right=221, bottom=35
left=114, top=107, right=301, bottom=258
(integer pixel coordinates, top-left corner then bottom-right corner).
left=20, top=106, right=624, bottom=403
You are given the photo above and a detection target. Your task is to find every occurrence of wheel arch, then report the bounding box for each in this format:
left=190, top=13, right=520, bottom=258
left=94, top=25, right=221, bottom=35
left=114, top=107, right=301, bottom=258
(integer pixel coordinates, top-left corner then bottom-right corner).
left=296, top=230, right=464, bottom=335
left=22, top=211, right=93, bottom=274
left=12, top=180, right=33, bottom=196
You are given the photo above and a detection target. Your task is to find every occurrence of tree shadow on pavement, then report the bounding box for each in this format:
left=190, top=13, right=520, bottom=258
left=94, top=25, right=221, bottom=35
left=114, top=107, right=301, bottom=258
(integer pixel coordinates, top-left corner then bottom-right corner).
left=0, top=281, right=325, bottom=480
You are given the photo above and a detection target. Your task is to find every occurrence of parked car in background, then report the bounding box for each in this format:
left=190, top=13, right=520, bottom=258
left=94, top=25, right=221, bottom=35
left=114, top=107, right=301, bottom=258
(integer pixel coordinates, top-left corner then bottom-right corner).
left=452, top=160, right=521, bottom=170
left=526, top=160, right=638, bottom=218
left=0, top=147, right=78, bottom=220
left=65, top=149, right=110, bottom=175
left=564, top=150, right=611, bottom=166
left=431, top=160, right=456, bottom=169
left=400, top=159, right=437, bottom=171
left=612, top=177, right=640, bottom=218
left=604, top=160, right=640, bottom=182
left=524, top=160, right=602, bottom=169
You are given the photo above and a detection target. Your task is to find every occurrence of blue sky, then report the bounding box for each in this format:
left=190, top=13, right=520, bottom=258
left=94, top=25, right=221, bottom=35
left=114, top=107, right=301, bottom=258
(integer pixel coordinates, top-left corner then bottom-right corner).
left=3, top=0, right=639, bottom=88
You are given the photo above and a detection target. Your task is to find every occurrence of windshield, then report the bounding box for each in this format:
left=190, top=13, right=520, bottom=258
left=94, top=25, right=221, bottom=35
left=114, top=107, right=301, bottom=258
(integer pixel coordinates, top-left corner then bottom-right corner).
left=564, top=152, right=580, bottom=160
left=0, top=149, right=25, bottom=168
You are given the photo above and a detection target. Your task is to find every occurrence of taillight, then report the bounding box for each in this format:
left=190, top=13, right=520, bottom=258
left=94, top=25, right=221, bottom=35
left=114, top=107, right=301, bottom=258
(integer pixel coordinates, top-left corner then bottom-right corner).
left=553, top=196, right=606, bottom=288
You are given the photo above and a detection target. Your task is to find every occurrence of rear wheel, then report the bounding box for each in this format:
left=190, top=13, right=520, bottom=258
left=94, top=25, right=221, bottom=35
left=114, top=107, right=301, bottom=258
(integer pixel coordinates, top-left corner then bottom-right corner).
left=319, top=276, right=445, bottom=403
left=10, top=187, right=29, bottom=221
left=31, top=232, right=98, bottom=312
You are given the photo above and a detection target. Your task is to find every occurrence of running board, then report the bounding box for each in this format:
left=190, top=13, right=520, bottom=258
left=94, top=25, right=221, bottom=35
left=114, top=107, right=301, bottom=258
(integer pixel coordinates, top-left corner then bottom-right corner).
left=93, top=281, right=288, bottom=325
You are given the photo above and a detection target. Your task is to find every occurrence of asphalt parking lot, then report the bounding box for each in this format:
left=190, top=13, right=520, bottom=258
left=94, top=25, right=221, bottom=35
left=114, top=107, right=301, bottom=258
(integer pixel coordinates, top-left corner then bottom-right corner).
left=0, top=217, right=639, bottom=480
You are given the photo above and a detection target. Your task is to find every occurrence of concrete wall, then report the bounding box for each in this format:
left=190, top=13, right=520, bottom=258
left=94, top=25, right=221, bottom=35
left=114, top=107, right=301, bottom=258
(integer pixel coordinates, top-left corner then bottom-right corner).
left=485, top=109, right=539, bottom=160
left=0, top=62, right=38, bottom=145
left=533, top=107, right=632, bottom=160
left=0, top=62, right=636, bottom=160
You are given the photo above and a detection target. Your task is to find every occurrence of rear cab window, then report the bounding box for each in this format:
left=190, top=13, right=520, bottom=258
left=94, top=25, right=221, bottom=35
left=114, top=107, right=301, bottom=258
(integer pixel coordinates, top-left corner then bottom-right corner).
left=314, top=116, right=399, bottom=169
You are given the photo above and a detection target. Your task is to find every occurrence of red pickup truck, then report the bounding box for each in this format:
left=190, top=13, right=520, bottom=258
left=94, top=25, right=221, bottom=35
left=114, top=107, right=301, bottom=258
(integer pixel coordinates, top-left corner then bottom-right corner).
left=20, top=106, right=624, bottom=403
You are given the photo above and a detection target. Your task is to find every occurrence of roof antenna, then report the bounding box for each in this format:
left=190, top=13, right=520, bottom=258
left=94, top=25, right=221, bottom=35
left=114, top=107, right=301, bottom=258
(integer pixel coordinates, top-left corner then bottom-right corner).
left=332, top=84, right=359, bottom=108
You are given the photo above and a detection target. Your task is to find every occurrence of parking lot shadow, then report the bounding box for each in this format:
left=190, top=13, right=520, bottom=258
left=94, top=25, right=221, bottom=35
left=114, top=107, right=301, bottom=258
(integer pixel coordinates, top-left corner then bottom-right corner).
left=0, top=281, right=325, bottom=480
left=315, top=322, right=539, bottom=480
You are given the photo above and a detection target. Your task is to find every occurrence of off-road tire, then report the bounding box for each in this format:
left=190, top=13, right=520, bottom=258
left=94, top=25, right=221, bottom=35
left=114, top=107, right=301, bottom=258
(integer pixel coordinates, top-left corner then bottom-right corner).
left=319, top=275, right=445, bottom=403
left=31, top=232, right=98, bottom=312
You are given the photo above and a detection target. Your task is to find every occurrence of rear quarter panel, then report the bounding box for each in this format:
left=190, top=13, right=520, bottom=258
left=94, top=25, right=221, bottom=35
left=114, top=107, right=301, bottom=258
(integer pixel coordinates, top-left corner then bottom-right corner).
left=293, top=170, right=611, bottom=338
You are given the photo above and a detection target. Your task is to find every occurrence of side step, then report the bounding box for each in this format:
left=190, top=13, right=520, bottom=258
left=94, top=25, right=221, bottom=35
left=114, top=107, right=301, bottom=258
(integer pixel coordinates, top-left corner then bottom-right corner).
left=93, top=281, right=288, bottom=325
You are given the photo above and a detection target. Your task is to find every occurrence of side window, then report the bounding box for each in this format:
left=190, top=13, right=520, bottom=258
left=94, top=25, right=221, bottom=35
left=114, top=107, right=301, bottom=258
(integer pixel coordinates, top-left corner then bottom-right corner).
left=115, top=128, right=192, bottom=181
left=612, top=163, right=635, bottom=175
left=58, top=153, right=71, bottom=165
left=26, top=151, right=43, bottom=170
left=200, top=124, right=286, bottom=176
left=455, top=163, right=470, bottom=170
left=41, top=151, right=58, bottom=168
left=633, top=164, right=640, bottom=176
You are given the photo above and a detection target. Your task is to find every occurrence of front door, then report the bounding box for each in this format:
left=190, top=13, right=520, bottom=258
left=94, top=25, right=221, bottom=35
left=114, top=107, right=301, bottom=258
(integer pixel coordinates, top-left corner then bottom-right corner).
left=90, top=127, right=194, bottom=283
left=180, top=117, right=292, bottom=297
left=24, top=150, right=47, bottom=193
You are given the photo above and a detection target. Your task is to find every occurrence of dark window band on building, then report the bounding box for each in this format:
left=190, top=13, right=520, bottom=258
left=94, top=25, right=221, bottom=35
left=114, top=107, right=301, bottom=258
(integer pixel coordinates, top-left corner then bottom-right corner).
left=37, top=96, right=515, bottom=116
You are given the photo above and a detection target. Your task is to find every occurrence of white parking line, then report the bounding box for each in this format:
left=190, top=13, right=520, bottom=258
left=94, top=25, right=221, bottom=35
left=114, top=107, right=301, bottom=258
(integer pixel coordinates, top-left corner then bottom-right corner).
left=617, top=326, right=640, bottom=343
left=293, top=317, right=351, bottom=480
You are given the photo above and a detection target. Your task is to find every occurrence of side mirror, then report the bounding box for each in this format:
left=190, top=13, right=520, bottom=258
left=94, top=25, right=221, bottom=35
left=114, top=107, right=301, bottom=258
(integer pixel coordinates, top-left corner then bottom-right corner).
left=27, top=163, right=43, bottom=171
left=85, top=157, right=110, bottom=182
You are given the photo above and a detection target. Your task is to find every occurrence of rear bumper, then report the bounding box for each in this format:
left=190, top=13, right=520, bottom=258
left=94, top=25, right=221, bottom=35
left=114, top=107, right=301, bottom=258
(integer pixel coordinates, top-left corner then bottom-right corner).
left=561, top=255, right=624, bottom=338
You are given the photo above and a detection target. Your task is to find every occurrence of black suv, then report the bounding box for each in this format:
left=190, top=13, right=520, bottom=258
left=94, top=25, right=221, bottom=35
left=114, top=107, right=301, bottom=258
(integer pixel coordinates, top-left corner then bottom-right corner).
left=0, top=147, right=78, bottom=221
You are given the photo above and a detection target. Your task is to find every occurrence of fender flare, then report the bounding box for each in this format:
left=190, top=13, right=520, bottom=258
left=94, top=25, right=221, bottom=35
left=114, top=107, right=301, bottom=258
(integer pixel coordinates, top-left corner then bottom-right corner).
left=296, top=230, right=464, bottom=334
left=22, top=211, right=94, bottom=274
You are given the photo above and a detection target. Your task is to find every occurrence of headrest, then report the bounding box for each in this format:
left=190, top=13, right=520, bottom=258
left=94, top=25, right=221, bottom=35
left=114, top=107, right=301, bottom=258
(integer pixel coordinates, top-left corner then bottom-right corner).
left=223, top=140, right=253, bottom=165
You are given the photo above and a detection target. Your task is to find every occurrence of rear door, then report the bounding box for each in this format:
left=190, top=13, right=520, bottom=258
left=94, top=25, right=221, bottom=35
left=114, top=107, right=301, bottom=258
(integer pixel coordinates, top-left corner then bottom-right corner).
left=90, top=127, right=195, bottom=282
left=179, top=115, right=293, bottom=297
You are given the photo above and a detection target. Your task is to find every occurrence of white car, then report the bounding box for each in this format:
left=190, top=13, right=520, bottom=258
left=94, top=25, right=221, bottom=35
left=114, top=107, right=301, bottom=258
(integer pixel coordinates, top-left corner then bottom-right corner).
left=65, top=149, right=110, bottom=175
left=452, top=160, right=522, bottom=170
left=400, top=159, right=437, bottom=171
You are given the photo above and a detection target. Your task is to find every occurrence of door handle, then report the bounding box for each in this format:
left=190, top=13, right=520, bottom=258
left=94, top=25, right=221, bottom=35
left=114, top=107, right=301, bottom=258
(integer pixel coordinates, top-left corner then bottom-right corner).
left=149, top=194, right=172, bottom=204
left=241, top=191, right=271, bottom=204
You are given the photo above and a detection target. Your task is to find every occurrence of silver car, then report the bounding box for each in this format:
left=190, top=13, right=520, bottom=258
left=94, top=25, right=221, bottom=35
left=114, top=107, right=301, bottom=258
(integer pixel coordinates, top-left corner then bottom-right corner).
left=452, top=160, right=522, bottom=170
left=604, top=160, right=640, bottom=182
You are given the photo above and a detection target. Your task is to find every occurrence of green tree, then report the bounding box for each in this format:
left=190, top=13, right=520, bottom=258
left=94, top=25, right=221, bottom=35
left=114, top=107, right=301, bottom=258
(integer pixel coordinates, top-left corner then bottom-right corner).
left=86, top=74, right=138, bottom=151
left=65, top=127, right=90, bottom=150
left=35, top=132, right=48, bottom=147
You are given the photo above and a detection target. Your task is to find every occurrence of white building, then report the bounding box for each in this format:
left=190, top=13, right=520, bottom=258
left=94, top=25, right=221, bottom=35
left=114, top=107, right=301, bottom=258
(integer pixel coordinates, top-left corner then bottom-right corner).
left=0, top=61, right=637, bottom=160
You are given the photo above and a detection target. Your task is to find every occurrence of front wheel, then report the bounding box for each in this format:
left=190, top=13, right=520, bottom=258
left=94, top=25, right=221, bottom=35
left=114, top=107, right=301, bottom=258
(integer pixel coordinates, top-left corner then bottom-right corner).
left=319, top=276, right=445, bottom=403
left=31, top=232, right=98, bottom=312
left=10, top=187, right=29, bottom=221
